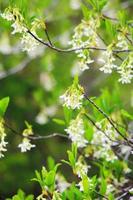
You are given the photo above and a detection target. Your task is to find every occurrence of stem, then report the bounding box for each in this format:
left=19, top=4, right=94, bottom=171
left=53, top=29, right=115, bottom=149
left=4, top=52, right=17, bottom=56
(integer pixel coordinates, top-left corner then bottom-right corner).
left=27, top=30, right=132, bottom=54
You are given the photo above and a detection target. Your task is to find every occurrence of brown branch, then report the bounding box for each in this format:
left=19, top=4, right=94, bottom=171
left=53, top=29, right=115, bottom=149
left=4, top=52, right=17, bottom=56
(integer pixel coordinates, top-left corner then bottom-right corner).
left=84, top=113, right=118, bottom=143
left=83, top=94, right=133, bottom=147
left=27, top=30, right=132, bottom=54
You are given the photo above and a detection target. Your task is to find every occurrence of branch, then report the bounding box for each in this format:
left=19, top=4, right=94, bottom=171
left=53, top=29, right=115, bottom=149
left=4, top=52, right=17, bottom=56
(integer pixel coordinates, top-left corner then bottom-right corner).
left=27, top=30, right=132, bottom=54
left=83, top=94, right=133, bottom=147
left=4, top=121, right=68, bottom=140
left=0, top=58, right=30, bottom=80
left=84, top=113, right=118, bottom=143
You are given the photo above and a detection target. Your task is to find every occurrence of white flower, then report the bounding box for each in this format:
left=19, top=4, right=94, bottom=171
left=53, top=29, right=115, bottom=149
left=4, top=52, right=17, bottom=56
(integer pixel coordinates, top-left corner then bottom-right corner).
left=69, top=18, right=99, bottom=72
left=56, top=174, right=70, bottom=192
left=11, top=21, right=27, bottom=34
left=65, top=116, right=88, bottom=148
left=118, top=69, right=133, bottom=84
left=116, top=32, right=129, bottom=50
left=75, top=157, right=89, bottom=178
left=1, top=9, right=14, bottom=21
left=118, top=52, right=133, bottom=84
left=0, top=137, right=8, bottom=158
left=91, top=122, right=118, bottom=161
left=77, top=177, right=94, bottom=191
left=21, top=32, right=40, bottom=52
left=0, top=120, right=8, bottom=158
left=35, top=105, right=57, bottom=125
left=18, top=138, right=35, bottom=152
left=99, top=44, right=117, bottom=74
left=40, top=72, right=56, bottom=91
left=60, top=81, right=84, bottom=109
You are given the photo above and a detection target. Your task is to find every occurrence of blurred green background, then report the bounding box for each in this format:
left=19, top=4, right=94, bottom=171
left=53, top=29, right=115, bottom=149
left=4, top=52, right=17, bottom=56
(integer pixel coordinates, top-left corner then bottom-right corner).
left=0, top=0, right=133, bottom=198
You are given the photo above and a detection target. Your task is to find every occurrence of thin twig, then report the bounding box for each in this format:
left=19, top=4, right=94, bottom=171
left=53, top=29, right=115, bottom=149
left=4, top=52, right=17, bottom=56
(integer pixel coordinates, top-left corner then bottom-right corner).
left=45, top=29, right=53, bottom=46
left=83, top=94, right=133, bottom=147
left=27, top=30, right=132, bottom=54
left=84, top=113, right=118, bottom=143
left=94, top=190, right=109, bottom=200
left=0, top=58, right=30, bottom=80
left=4, top=121, right=68, bottom=140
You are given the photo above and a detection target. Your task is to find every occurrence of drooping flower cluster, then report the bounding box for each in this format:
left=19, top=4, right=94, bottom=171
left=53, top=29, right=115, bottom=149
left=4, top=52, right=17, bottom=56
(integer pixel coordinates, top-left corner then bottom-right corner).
left=116, top=28, right=129, bottom=50
left=118, top=52, right=133, bottom=84
left=18, top=122, right=35, bottom=152
left=1, top=7, right=44, bottom=54
left=60, top=77, right=84, bottom=109
left=0, top=119, right=8, bottom=158
left=55, top=174, right=70, bottom=192
left=75, top=156, right=89, bottom=178
left=65, top=115, right=88, bottom=148
left=1, top=7, right=27, bottom=34
left=99, top=44, right=117, bottom=73
left=91, top=122, right=118, bottom=161
left=69, top=17, right=100, bottom=71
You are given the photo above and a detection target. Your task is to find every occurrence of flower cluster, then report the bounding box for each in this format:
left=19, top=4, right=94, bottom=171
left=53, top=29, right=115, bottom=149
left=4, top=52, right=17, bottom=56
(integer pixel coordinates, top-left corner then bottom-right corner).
left=118, top=52, right=133, bottom=84
left=65, top=115, right=88, bottom=148
left=1, top=7, right=27, bottom=34
left=0, top=119, right=8, bottom=158
left=60, top=78, right=84, bottom=109
left=18, top=122, right=35, bottom=152
left=116, top=28, right=129, bottom=50
left=99, top=44, right=117, bottom=73
left=1, top=7, right=44, bottom=53
left=69, top=17, right=100, bottom=71
left=91, top=122, right=118, bottom=161
left=75, top=156, right=89, bottom=178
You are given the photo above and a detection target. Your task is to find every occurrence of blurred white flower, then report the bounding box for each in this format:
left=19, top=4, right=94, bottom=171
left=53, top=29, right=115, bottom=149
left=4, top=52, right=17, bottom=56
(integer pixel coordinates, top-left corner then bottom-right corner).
left=11, top=21, right=27, bottom=34
left=35, top=105, right=57, bottom=125
left=75, top=157, right=90, bottom=178
left=65, top=115, right=88, bottom=148
left=69, top=18, right=99, bottom=72
left=21, top=32, right=40, bottom=52
left=92, top=122, right=118, bottom=161
left=70, top=0, right=80, bottom=10
left=116, top=33, right=129, bottom=50
left=1, top=9, right=14, bottom=21
left=60, top=81, right=84, bottom=109
left=118, top=52, right=133, bottom=84
left=40, top=72, right=56, bottom=91
left=18, top=138, right=35, bottom=152
left=56, top=174, right=70, bottom=192
left=0, top=120, right=8, bottom=158
left=99, top=44, right=117, bottom=74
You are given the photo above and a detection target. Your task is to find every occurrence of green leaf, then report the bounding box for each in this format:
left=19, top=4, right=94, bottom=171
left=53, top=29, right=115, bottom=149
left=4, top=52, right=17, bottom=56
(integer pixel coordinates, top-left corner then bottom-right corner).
left=121, top=109, right=133, bottom=120
left=0, top=97, right=10, bottom=118
left=53, top=118, right=65, bottom=125
left=45, top=170, right=55, bottom=186
left=67, top=150, right=75, bottom=167
left=99, top=178, right=107, bottom=195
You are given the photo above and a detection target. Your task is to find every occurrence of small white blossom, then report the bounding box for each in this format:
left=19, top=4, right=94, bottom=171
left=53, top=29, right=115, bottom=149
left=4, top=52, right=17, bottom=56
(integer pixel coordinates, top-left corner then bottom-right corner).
left=118, top=52, right=133, bottom=84
left=69, top=18, right=99, bottom=72
left=35, top=105, right=57, bottom=125
left=65, top=115, right=88, bottom=148
left=75, top=157, right=89, bottom=178
left=92, top=122, right=118, bottom=161
left=77, top=177, right=94, bottom=191
left=0, top=120, right=8, bottom=158
left=116, top=33, right=129, bottom=50
left=18, top=138, right=35, bottom=152
left=1, top=12, right=14, bottom=21
left=56, top=174, right=70, bottom=192
left=60, top=80, right=84, bottom=109
left=99, top=44, right=117, bottom=74
left=21, top=32, right=40, bottom=52
left=11, top=21, right=27, bottom=34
